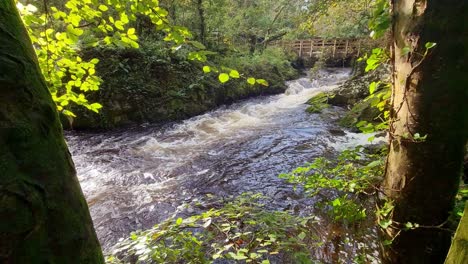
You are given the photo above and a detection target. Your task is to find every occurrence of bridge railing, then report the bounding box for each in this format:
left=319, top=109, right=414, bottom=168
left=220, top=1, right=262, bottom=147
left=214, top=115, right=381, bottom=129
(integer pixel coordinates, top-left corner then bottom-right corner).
left=272, top=38, right=367, bottom=58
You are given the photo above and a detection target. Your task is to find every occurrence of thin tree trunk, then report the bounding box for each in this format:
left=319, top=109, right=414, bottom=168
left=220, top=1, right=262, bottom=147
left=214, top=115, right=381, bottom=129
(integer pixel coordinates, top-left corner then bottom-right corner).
left=0, top=1, right=104, bottom=263
left=196, top=0, right=206, bottom=44
left=382, top=0, right=468, bottom=263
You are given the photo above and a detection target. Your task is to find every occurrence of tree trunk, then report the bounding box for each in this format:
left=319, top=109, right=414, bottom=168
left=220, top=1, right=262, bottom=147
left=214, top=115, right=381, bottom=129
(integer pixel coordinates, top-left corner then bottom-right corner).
left=196, top=0, right=206, bottom=44
left=0, top=1, right=104, bottom=263
left=382, top=0, right=468, bottom=263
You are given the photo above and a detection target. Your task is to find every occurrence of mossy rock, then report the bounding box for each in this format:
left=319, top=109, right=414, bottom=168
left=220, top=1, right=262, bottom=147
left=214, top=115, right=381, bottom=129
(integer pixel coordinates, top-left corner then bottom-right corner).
left=329, top=64, right=390, bottom=107
left=339, top=90, right=385, bottom=129
left=305, top=92, right=334, bottom=113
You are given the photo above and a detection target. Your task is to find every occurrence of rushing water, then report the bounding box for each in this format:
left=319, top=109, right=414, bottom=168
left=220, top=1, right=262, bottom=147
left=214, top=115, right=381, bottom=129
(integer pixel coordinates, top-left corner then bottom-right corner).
left=66, top=68, right=382, bottom=261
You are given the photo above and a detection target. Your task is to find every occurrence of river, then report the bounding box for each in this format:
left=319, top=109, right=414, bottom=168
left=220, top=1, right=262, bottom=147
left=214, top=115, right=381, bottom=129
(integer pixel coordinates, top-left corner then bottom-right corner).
left=66, top=68, right=381, bottom=262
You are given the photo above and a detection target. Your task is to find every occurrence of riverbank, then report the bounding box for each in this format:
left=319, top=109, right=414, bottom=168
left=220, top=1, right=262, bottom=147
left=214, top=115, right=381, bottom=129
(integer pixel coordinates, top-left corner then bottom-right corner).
left=65, top=45, right=301, bottom=129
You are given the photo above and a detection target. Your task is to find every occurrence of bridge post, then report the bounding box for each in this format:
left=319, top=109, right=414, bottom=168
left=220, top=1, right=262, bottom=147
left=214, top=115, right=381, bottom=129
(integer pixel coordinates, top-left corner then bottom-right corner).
left=333, top=39, right=337, bottom=57
left=299, top=40, right=303, bottom=57
left=345, top=39, right=349, bottom=57
left=309, top=40, right=314, bottom=57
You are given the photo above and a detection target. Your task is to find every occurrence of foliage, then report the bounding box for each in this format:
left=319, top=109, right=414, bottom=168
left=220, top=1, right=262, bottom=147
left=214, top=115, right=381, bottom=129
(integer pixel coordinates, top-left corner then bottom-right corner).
left=299, top=0, right=372, bottom=38
left=280, top=147, right=386, bottom=225
left=106, top=194, right=319, bottom=264
left=351, top=48, right=391, bottom=135
left=159, top=0, right=305, bottom=52
left=367, top=0, right=390, bottom=39
left=18, top=0, right=267, bottom=118
left=17, top=0, right=185, bottom=116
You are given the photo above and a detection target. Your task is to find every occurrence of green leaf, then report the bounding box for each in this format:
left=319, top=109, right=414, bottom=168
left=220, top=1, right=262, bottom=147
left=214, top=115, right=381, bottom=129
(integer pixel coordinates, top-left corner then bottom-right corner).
left=66, top=24, right=83, bottom=36
left=425, top=42, right=437, bottom=49
left=383, top=240, right=393, bottom=246
left=219, top=73, right=229, bottom=83
left=332, top=198, right=341, bottom=207
left=176, top=218, right=183, bottom=226
left=228, top=252, right=248, bottom=260
left=120, top=13, right=129, bottom=24
left=379, top=219, right=392, bottom=229
left=229, top=70, right=240, bottom=78
left=114, top=21, right=124, bottom=30
left=367, top=160, right=381, bottom=168
left=98, top=5, right=108, bottom=11
left=62, top=109, right=76, bottom=117
left=129, top=40, right=139, bottom=48
left=405, top=222, right=414, bottom=230
left=190, top=41, right=206, bottom=49
left=369, top=81, right=379, bottom=94
left=402, top=46, right=411, bottom=56
left=203, top=66, right=211, bottom=73
left=256, top=79, right=268, bottom=86
left=127, top=28, right=136, bottom=35
left=89, top=103, right=103, bottom=113
left=247, top=77, right=256, bottom=85
left=298, top=232, right=306, bottom=240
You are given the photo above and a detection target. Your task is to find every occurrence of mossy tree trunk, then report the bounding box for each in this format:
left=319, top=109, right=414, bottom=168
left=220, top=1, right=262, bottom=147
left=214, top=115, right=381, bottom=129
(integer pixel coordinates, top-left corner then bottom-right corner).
left=0, top=1, right=104, bottom=263
left=382, top=0, right=468, bottom=263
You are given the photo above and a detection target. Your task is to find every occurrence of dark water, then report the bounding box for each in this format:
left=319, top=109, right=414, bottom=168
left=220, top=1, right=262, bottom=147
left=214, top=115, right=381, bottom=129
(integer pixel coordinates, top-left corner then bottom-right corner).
left=66, top=68, right=382, bottom=262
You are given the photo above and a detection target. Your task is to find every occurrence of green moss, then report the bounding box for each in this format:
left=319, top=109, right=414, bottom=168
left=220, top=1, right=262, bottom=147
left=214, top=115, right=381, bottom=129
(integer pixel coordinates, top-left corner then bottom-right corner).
left=305, top=92, right=334, bottom=113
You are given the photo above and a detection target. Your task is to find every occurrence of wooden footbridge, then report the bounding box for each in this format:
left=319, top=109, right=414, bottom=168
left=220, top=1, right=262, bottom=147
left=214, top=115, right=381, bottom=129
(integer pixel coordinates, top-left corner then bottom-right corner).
left=272, top=38, right=367, bottom=59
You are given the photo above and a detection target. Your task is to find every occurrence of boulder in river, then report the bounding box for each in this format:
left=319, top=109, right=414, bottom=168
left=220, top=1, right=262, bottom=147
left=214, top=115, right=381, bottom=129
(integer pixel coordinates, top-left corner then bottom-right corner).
left=328, top=64, right=390, bottom=107
left=306, top=64, right=391, bottom=130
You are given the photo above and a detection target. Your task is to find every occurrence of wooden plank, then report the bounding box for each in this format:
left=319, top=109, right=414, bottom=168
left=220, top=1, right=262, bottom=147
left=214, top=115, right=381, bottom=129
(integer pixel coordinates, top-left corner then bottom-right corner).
left=333, top=39, right=337, bottom=57
left=445, top=202, right=468, bottom=264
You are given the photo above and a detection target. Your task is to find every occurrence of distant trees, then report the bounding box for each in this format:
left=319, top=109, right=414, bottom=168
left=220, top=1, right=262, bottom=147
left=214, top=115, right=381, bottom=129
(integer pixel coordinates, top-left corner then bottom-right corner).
left=299, top=0, right=372, bottom=38
left=161, top=0, right=304, bottom=52
left=382, top=0, right=468, bottom=262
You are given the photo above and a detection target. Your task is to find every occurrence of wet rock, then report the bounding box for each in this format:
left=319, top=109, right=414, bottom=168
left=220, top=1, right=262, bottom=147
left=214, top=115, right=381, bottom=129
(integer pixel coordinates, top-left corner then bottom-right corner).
left=328, top=129, right=346, bottom=136
left=328, top=64, right=390, bottom=107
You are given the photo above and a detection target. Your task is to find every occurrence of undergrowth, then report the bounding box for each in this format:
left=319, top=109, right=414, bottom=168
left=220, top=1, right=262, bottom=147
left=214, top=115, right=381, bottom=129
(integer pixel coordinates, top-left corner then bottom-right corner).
left=106, top=194, right=321, bottom=264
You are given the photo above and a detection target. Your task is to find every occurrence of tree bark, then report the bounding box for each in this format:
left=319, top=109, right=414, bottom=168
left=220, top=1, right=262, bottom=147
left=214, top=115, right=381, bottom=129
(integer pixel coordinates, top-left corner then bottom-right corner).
left=382, top=0, right=468, bottom=263
left=0, top=1, right=104, bottom=263
left=196, top=0, right=206, bottom=44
